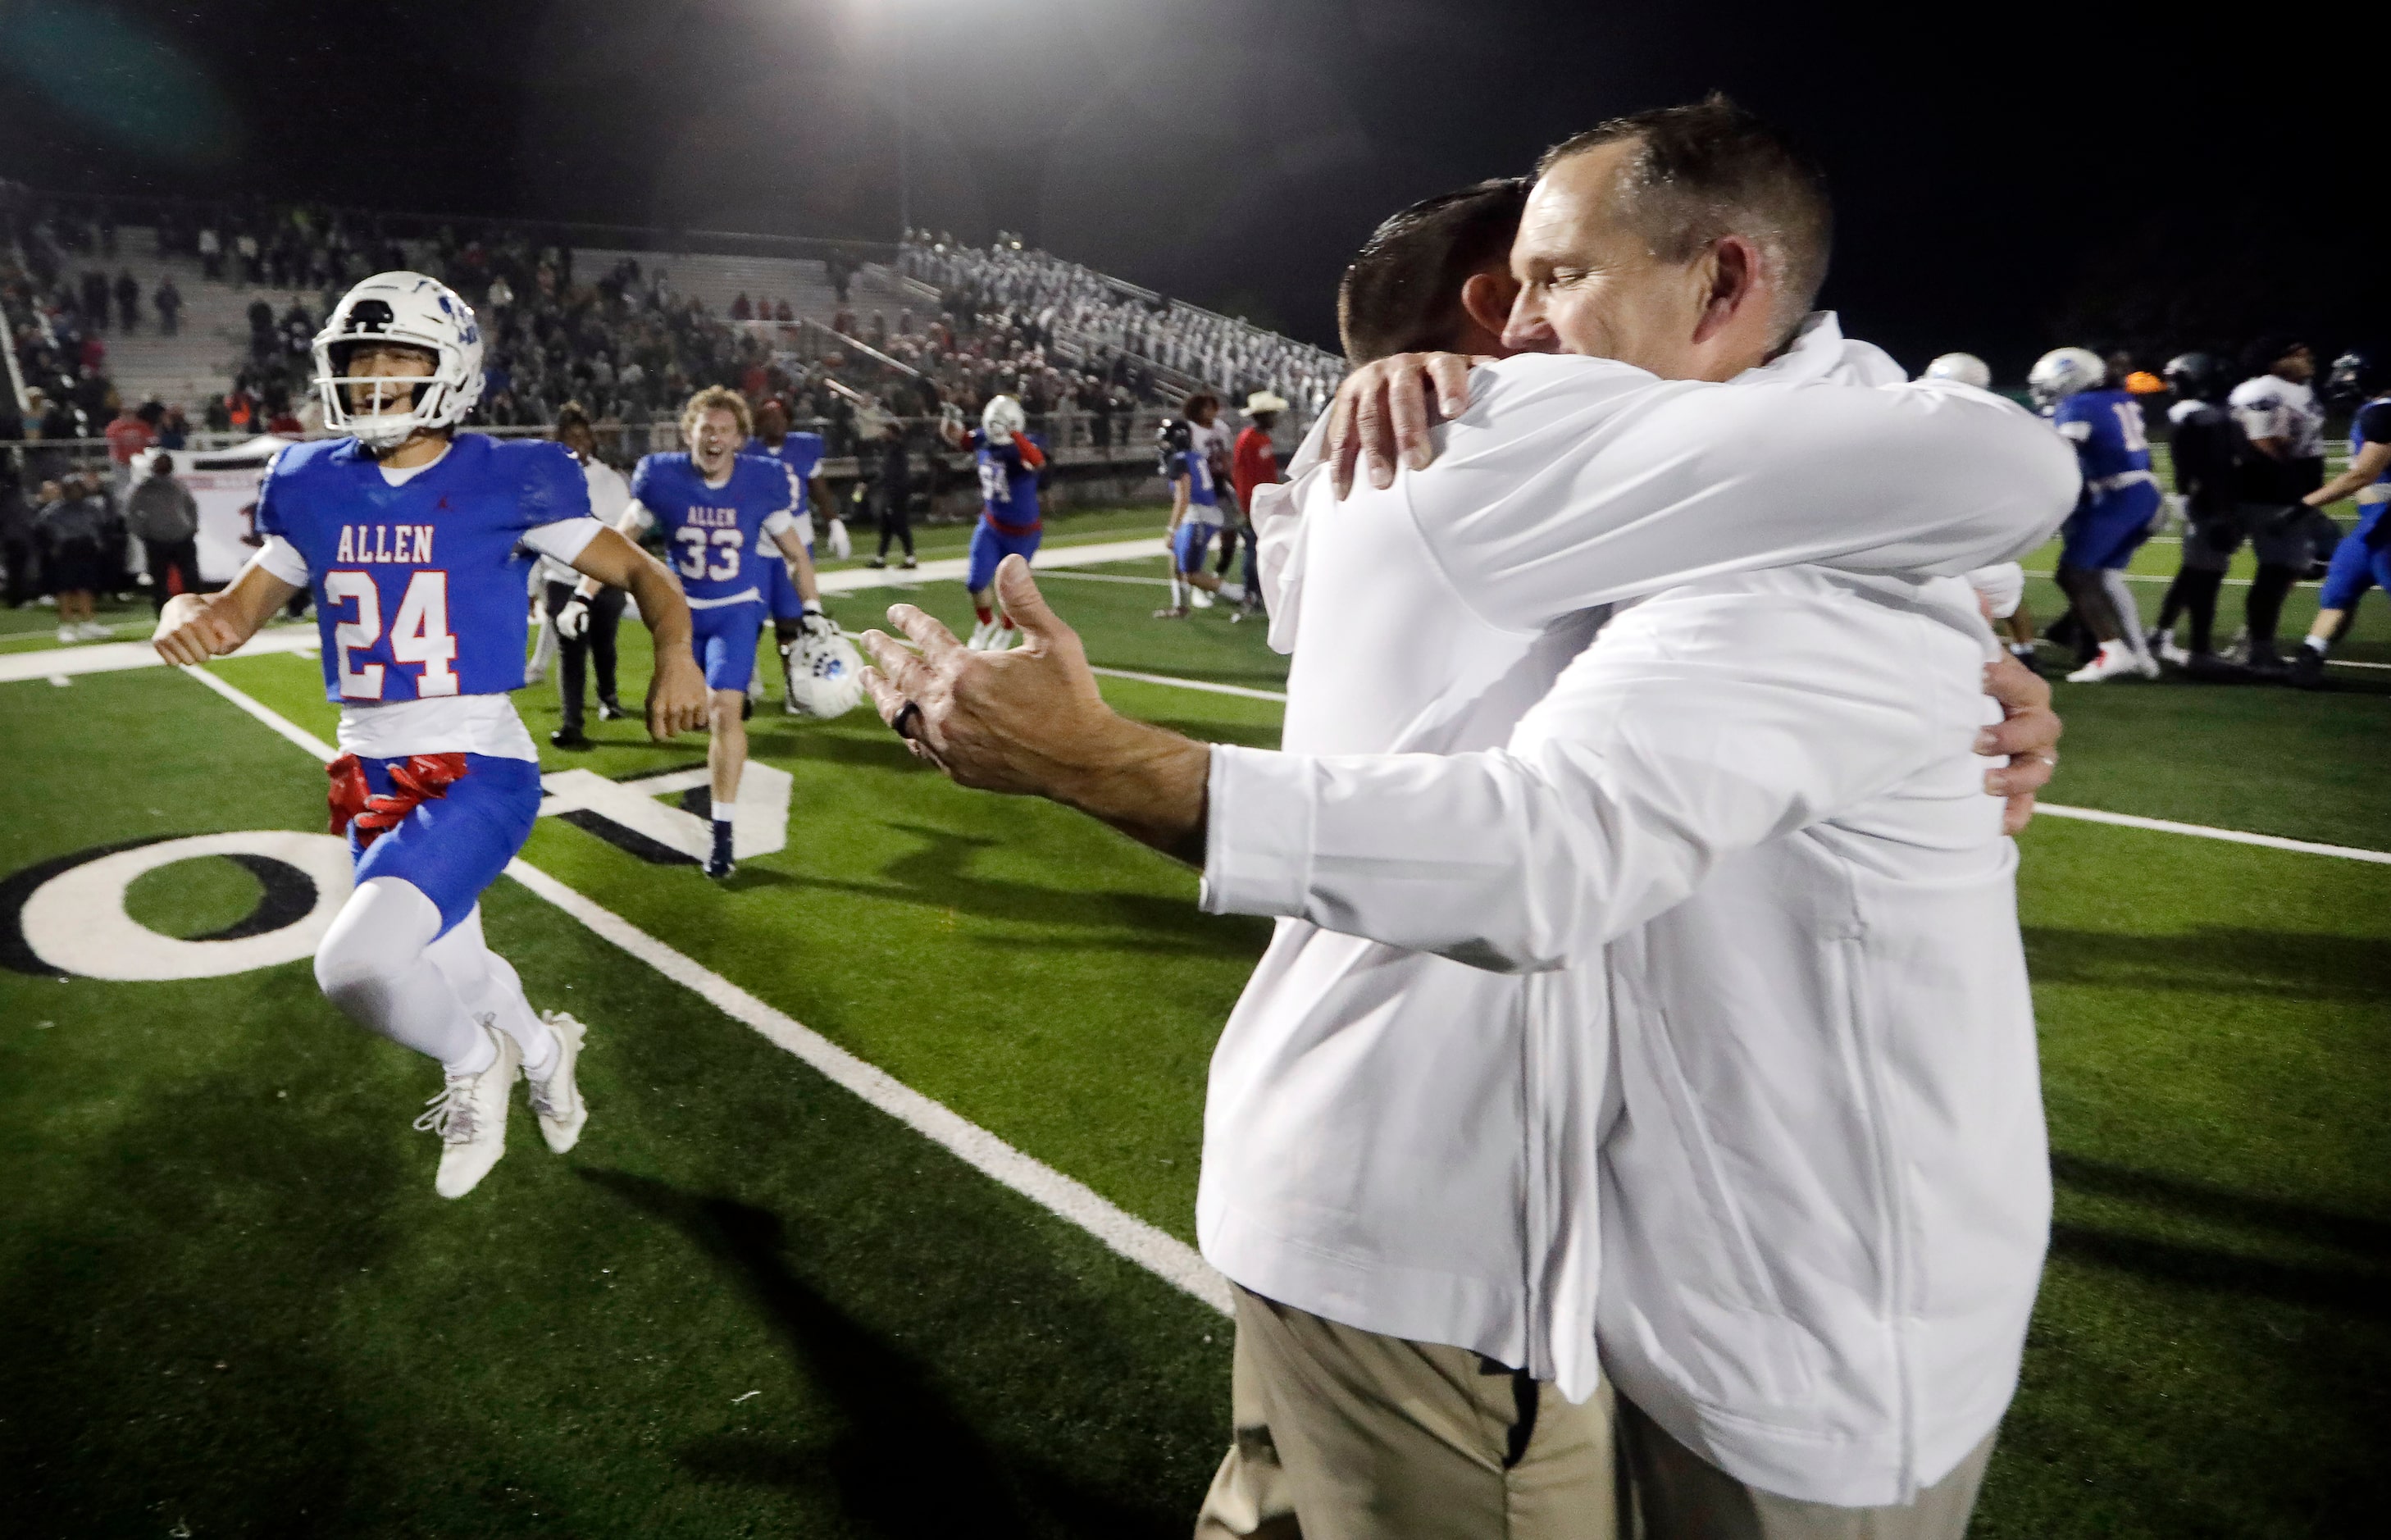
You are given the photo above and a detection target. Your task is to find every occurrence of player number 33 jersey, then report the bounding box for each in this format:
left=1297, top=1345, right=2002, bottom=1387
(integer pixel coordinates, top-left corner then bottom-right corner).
left=256, top=434, right=600, bottom=703
left=625, top=452, right=802, bottom=607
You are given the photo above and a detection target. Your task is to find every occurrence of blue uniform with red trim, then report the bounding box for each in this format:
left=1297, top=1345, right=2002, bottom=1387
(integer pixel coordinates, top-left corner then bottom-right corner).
left=746, top=431, right=822, bottom=618
left=1167, top=444, right=1226, bottom=573
left=631, top=451, right=803, bottom=689
left=2052, top=388, right=2163, bottom=569
left=965, top=431, right=1045, bottom=592
left=255, top=431, right=598, bottom=933
left=2319, top=397, right=2391, bottom=613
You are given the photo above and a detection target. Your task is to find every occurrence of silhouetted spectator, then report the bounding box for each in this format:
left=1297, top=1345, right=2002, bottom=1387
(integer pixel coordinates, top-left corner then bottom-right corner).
left=126, top=451, right=199, bottom=613
left=114, top=270, right=139, bottom=331
left=155, top=275, right=182, bottom=335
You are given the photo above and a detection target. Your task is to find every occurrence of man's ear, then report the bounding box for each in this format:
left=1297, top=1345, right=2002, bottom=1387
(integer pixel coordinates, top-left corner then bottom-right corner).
left=1690, top=235, right=1762, bottom=346
left=1459, top=270, right=1521, bottom=353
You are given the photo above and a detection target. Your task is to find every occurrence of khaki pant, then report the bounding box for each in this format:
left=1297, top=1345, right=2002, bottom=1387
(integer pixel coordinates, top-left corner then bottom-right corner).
left=1616, top=1394, right=1997, bottom=1540
left=1194, top=1285, right=1620, bottom=1540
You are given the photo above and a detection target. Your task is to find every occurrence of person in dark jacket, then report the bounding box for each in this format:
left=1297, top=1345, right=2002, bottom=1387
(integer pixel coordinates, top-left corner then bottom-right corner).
left=126, top=451, right=201, bottom=613
left=2148, top=351, right=2246, bottom=676
left=114, top=269, right=141, bottom=332
left=38, top=473, right=112, bottom=641
left=866, top=418, right=916, bottom=568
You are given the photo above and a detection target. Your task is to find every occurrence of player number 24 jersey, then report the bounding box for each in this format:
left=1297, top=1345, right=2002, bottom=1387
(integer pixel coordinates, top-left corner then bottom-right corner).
left=257, top=433, right=599, bottom=704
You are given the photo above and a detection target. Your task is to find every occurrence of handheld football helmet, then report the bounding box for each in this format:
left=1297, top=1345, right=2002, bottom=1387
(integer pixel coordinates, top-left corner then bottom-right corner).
left=1155, top=416, right=1193, bottom=478
left=312, top=271, right=485, bottom=451
left=782, top=625, right=864, bottom=719
left=2325, top=349, right=2382, bottom=407
left=981, top=394, right=1027, bottom=444
left=1920, top=353, right=1992, bottom=390
left=2162, top=351, right=2230, bottom=404
left=2027, top=347, right=2106, bottom=409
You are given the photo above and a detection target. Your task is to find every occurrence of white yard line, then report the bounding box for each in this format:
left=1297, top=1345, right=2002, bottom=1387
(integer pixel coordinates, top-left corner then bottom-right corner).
left=2032, top=804, right=2391, bottom=865
left=1039, top=571, right=1175, bottom=588
left=819, top=537, right=1165, bottom=597
left=1090, top=667, right=1289, bottom=703
left=171, top=660, right=1234, bottom=1319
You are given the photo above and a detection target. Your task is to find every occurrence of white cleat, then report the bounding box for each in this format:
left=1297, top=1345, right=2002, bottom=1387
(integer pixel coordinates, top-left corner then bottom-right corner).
left=2148, top=627, right=2189, bottom=667
left=966, top=618, right=1000, bottom=651
left=414, top=1021, right=521, bottom=1199
left=2066, top=641, right=2161, bottom=683
left=1189, top=585, right=1215, bottom=609
left=526, top=1010, right=590, bottom=1155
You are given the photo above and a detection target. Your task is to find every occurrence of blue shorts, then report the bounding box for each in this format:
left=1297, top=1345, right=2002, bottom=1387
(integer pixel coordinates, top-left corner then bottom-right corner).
left=691, top=600, right=765, bottom=690
left=2319, top=506, right=2390, bottom=612
left=2059, top=485, right=2162, bottom=570
left=759, top=542, right=812, bottom=621
left=1174, top=518, right=1224, bottom=573
left=350, top=754, right=544, bottom=937
left=968, top=518, right=1041, bottom=593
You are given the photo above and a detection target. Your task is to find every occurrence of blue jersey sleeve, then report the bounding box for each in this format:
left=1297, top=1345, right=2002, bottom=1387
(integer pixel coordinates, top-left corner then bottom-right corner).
left=505, top=439, right=594, bottom=530
left=788, top=432, right=825, bottom=480
left=630, top=454, right=665, bottom=513
left=253, top=448, right=297, bottom=542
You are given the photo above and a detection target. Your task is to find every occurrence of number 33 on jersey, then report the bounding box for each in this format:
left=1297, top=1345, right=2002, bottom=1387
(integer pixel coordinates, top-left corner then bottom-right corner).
left=256, top=435, right=600, bottom=702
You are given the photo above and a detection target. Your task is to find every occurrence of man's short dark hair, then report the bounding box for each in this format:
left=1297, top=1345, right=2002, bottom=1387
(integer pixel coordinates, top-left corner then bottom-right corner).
left=1339, top=178, right=1529, bottom=364
left=1539, top=94, right=1832, bottom=336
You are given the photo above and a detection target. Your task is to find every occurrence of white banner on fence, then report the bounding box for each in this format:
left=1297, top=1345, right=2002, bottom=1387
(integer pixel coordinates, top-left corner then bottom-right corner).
left=134, top=435, right=294, bottom=584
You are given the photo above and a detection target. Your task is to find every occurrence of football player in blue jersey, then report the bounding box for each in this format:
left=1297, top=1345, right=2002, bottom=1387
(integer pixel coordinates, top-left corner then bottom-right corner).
left=939, top=394, right=1047, bottom=651
left=152, top=271, right=709, bottom=1200
left=2030, top=346, right=2164, bottom=681
left=573, top=386, right=829, bottom=877
left=2289, top=351, right=2391, bottom=689
left=1154, top=394, right=1250, bottom=621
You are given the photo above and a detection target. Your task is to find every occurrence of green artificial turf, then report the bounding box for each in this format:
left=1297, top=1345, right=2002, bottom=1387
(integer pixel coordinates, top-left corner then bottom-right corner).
left=2, top=533, right=2384, bottom=1537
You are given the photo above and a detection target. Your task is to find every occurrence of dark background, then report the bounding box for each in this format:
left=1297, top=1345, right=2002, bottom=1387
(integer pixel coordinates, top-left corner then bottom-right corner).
left=2, top=0, right=2378, bottom=379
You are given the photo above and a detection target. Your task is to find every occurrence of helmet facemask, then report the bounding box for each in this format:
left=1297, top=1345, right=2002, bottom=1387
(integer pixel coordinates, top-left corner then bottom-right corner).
left=312, top=274, right=485, bottom=453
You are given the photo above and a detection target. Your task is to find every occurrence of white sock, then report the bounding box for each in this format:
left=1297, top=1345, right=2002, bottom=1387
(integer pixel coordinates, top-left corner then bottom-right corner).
left=713, top=804, right=736, bottom=827
left=313, top=878, right=483, bottom=1068
left=2303, top=634, right=2330, bottom=655
left=1169, top=575, right=1186, bottom=608
left=426, top=905, right=557, bottom=1077
left=2101, top=571, right=2147, bottom=658
left=1218, top=581, right=1246, bottom=604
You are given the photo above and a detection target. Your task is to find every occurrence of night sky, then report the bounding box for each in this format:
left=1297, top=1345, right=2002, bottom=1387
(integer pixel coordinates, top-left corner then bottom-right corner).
left=2, top=1, right=2378, bottom=380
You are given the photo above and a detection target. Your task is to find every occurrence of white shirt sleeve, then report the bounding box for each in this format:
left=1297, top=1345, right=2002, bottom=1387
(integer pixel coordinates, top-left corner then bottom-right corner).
left=253, top=535, right=309, bottom=586
left=1395, top=355, right=2081, bottom=633
left=583, top=460, right=631, bottom=526
left=617, top=499, right=656, bottom=536
left=1201, top=573, right=1987, bottom=972
left=760, top=508, right=799, bottom=539
left=522, top=517, right=603, bottom=566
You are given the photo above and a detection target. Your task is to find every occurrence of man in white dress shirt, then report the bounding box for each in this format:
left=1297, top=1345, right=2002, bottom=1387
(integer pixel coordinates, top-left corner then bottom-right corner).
left=861, top=98, right=2072, bottom=1540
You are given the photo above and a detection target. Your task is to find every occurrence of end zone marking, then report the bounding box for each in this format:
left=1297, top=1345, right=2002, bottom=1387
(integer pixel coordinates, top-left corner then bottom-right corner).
left=173, top=660, right=1234, bottom=1319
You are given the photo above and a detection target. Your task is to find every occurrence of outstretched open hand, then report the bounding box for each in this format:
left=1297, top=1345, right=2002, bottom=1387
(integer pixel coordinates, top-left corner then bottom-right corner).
left=856, top=557, right=1210, bottom=857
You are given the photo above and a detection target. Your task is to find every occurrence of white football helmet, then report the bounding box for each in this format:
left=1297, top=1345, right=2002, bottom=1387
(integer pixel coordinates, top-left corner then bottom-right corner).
left=1920, top=352, right=1992, bottom=390
left=981, top=394, right=1027, bottom=444
left=2027, top=347, right=2106, bottom=409
left=312, top=271, right=485, bottom=451
left=783, top=626, right=865, bottom=718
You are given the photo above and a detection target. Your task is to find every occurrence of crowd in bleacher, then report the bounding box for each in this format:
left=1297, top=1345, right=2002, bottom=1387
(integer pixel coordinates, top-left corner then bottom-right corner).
left=7, top=194, right=1343, bottom=492
left=898, top=230, right=1345, bottom=417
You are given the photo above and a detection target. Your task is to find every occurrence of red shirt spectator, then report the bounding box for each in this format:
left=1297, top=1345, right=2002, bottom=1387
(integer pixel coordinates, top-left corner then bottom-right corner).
left=265, top=408, right=303, bottom=436
left=105, top=409, right=156, bottom=468
left=1232, top=421, right=1281, bottom=516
